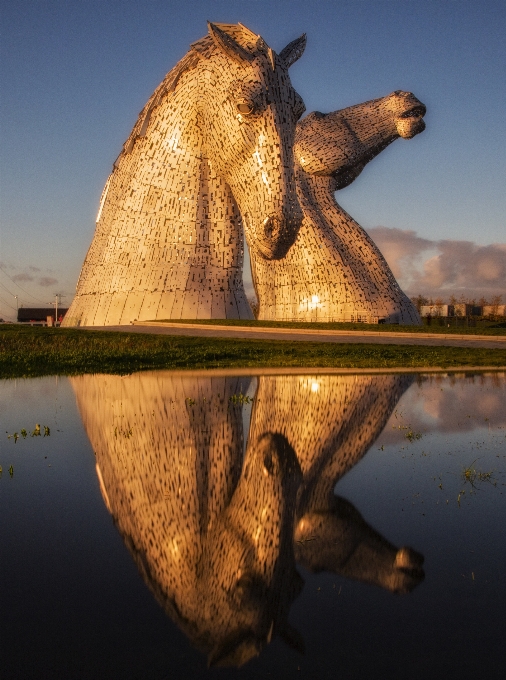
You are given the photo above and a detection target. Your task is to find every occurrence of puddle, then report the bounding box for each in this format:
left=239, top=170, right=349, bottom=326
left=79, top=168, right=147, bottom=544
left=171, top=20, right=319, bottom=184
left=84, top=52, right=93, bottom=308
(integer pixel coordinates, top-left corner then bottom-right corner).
left=1, top=371, right=505, bottom=679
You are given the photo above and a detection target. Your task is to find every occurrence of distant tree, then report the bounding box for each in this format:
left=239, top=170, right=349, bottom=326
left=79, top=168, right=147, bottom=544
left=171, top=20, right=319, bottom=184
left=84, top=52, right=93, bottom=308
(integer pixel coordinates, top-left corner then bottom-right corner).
left=410, top=294, right=428, bottom=312
left=434, top=297, right=444, bottom=316
left=490, top=294, right=503, bottom=317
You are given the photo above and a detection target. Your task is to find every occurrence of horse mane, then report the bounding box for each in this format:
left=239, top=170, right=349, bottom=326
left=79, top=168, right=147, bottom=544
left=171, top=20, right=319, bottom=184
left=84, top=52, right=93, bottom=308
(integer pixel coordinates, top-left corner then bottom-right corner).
left=116, top=23, right=265, bottom=166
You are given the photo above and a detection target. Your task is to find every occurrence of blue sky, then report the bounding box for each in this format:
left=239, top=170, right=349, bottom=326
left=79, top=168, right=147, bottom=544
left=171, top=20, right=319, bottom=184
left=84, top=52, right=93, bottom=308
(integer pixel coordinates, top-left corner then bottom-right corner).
left=1, top=0, right=505, bottom=318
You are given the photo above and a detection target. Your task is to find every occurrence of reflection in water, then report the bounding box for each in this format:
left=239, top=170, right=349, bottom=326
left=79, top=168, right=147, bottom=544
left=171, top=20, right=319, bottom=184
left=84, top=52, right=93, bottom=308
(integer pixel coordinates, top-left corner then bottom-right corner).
left=71, top=372, right=424, bottom=667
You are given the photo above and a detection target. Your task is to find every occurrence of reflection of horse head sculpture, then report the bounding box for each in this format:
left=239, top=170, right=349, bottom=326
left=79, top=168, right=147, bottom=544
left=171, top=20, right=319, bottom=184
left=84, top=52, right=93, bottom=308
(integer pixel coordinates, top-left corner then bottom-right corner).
left=71, top=372, right=303, bottom=666
left=71, top=371, right=424, bottom=668
left=63, top=23, right=305, bottom=327
left=251, top=91, right=426, bottom=324
left=249, top=374, right=424, bottom=593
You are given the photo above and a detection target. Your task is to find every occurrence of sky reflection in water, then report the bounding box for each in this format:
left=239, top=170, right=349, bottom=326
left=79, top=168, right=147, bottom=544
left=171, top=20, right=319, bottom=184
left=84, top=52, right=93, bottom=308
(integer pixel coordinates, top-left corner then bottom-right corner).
left=1, top=371, right=505, bottom=680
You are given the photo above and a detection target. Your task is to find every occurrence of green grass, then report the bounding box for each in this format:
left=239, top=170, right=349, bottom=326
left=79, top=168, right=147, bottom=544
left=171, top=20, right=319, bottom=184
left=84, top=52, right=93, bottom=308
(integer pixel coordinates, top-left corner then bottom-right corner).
left=151, top=318, right=506, bottom=336
left=1, top=325, right=505, bottom=378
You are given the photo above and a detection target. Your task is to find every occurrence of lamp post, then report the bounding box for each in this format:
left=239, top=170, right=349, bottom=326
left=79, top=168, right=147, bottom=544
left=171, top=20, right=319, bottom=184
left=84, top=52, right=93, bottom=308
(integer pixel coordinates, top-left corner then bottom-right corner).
left=53, top=293, right=65, bottom=326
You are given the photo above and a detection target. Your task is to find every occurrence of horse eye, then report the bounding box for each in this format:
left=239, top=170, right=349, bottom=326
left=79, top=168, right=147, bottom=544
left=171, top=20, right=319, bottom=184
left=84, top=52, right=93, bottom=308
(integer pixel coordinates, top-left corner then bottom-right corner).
left=237, top=102, right=254, bottom=115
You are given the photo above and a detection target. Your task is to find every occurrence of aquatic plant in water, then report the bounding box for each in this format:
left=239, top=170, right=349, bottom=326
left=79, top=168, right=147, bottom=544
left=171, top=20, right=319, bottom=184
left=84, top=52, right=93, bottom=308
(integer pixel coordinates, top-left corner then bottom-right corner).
left=6, top=424, right=50, bottom=442
left=229, top=393, right=254, bottom=404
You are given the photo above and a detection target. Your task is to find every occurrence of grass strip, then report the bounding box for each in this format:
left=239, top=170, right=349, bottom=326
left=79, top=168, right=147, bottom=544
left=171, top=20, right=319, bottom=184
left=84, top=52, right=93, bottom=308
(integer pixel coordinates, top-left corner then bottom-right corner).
left=1, top=326, right=505, bottom=378
left=149, top=318, right=506, bottom=336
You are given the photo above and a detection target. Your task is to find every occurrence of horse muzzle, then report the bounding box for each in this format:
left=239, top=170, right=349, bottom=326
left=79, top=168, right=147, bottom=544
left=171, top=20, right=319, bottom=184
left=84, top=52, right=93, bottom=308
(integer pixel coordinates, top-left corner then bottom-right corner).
left=254, top=210, right=303, bottom=260
left=395, top=100, right=426, bottom=139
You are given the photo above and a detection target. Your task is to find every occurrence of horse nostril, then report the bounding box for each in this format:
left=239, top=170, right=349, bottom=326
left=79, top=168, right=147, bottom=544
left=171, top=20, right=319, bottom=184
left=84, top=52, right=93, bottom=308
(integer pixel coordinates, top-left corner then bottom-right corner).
left=263, top=452, right=274, bottom=475
left=263, top=216, right=274, bottom=239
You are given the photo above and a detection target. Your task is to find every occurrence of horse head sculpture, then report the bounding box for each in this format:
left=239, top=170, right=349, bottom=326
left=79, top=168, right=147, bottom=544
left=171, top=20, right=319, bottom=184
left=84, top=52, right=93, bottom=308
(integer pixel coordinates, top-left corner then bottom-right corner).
left=63, top=23, right=306, bottom=326
left=199, top=23, right=306, bottom=260
left=294, top=90, right=426, bottom=187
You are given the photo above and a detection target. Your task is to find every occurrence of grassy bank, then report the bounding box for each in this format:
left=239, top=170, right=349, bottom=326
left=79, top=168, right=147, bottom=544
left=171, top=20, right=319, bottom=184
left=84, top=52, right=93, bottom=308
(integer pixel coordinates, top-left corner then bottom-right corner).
left=150, top=318, right=506, bottom=335
left=1, top=325, right=505, bottom=378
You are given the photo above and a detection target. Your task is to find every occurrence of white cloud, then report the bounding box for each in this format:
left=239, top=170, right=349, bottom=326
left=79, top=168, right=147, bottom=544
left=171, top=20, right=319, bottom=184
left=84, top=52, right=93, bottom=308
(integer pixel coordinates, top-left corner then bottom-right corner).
left=368, top=227, right=506, bottom=299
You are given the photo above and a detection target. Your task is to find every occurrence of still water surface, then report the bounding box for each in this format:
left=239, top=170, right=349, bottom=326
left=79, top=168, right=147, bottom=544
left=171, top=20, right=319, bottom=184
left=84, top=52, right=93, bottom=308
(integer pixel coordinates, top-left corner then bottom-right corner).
left=1, top=371, right=505, bottom=680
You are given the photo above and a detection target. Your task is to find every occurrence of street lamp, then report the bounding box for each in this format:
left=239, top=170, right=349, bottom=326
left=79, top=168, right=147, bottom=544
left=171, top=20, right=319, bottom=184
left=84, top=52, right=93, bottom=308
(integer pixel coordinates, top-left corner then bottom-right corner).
left=53, top=293, right=65, bottom=325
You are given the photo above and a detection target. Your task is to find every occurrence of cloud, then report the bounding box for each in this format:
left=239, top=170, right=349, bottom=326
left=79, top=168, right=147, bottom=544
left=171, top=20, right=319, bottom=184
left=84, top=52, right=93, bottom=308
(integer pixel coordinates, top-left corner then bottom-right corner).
left=376, top=374, right=506, bottom=447
left=12, top=272, right=35, bottom=283
left=38, top=276, right=58, bottom=287
left=368, top=227, right=506, bottom=299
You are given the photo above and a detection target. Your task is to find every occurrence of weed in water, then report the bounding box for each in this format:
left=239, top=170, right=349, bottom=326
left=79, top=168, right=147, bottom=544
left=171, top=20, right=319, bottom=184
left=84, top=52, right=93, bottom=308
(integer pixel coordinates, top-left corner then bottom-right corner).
left=7, top=425, right=51, bottom=442
left=8, top=465, right=14, bottom=478
left=393, top=423, right=423, bottom=442
left=461, top=460, right=494, bottom=488
left=229, top=393, right=253, bottom=405
left=405, top=429, right=423, bottom=442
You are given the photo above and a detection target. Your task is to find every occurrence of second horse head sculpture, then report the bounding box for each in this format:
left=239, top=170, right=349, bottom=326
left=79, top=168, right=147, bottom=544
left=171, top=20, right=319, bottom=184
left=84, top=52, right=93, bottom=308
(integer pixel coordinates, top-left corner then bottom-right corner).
left=63, top=23, right=306, bottom=326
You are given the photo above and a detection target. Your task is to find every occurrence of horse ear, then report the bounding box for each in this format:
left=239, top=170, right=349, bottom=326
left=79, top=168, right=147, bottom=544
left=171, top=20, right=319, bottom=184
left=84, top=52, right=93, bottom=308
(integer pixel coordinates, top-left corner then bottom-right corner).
left=207, top=22, right=254, bottom=63
left=279, top=34, right=307, bottom=68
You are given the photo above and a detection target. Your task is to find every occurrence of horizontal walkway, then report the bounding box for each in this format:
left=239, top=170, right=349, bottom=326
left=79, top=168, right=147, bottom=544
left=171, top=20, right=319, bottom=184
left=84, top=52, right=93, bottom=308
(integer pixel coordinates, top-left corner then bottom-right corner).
left=81, top=322, right=506, bottom=349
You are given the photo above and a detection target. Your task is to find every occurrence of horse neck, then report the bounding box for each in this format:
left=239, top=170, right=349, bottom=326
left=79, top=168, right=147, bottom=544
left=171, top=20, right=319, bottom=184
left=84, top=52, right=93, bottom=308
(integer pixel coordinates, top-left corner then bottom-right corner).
left=76, top=81, right=203, bottom=292
left=295, top=166, right=339, bottom=217
left=86, top=75, right=245, bottom=284
left=120, top=85, right=204, bottom=227
left=295, top=374, right=414, bottom=514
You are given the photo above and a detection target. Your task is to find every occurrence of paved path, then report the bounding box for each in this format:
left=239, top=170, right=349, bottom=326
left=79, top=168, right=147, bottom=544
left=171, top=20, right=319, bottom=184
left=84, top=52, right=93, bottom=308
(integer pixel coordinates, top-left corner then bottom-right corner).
left=82, top=322, right=506, bottom=349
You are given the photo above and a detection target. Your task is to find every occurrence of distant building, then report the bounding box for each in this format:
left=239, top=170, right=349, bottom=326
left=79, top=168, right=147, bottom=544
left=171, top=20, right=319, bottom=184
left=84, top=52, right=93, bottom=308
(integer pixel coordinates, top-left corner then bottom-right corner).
left=420, top=304, right=484, bottom=318
left=17, top=308, right=68, bottom=324
left=483, top=304, right=506, bottom=317
left=453, top=304, right=482, bottom=317
left=420, top=304, right=454, bottom=317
